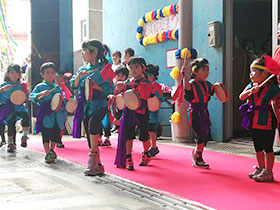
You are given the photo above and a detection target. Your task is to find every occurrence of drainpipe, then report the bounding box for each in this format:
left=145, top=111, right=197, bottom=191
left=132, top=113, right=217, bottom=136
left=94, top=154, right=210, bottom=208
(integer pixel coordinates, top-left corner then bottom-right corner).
left=171, top=0, right=193, bottom=143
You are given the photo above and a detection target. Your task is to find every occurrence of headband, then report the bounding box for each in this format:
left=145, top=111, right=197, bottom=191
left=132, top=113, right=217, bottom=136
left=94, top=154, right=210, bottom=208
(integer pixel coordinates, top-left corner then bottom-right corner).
left=192, top=63, right=209, bottom=73
left=250, top=64, right=269, bottom=71
left=87, top=45, right=99, bottom=51
left=7, top=66, right=15, bottom=72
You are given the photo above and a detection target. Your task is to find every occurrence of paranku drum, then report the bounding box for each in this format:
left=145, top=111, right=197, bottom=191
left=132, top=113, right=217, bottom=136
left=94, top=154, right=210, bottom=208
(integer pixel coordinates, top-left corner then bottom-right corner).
left=213, top=82, right=229, bottom=103
left=85, top=77, right=94, bottom=101
left=115, top=94, right=125, bottom=110
left=147, top=96, right=161, bottom=112
left=66, top=99, right=77, bottom=114
left=51, top=93, right=64, bottom=112
left=124, top=89, right=141, bottom=110
left=10, top=90, right=26, bottom=105
left=272, top=99, right=280, bottom=122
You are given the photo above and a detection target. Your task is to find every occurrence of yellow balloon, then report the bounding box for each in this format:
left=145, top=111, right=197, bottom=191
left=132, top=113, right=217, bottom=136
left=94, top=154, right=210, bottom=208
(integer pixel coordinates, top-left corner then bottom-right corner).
left=171, top=112, right=181, bottom=124
left=136, top=33, right=142, bottom=40
left=138, top=18, right=144, bottom=27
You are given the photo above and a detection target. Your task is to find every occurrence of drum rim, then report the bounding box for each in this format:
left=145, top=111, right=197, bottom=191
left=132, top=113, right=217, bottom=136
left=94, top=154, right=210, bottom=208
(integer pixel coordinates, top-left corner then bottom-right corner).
left=51, top=93, right=63, bottom=112
left=116, top=94, right=125, bottom=110
left=124, top=90, right=140, bottom=110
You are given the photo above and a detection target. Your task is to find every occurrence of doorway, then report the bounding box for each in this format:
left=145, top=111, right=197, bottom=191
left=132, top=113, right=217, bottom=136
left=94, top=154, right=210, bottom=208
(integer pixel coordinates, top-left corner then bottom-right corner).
left=232, top=0, right=272, bottom=139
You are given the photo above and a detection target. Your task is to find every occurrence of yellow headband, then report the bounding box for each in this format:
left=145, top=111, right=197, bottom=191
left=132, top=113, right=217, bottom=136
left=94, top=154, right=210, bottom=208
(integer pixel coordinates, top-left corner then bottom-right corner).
left=250, top=64, right=269, bottom=71
left=191, top=63, right=209, bottom=73
left=87, top=45, right=99, bottom=51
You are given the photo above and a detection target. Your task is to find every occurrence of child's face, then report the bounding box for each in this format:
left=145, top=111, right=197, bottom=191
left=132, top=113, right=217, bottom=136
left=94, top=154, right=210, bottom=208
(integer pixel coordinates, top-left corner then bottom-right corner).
left=128, top=63, right=145, bottom=80
left=56, top=75, right=64, bottom=84
left=147, top=74, right=155, bottom=83
left=124, top=53, right=130, bottom=63
left=112, top=54, right=120, bottom=65
left=115, top=73, right=127, bottom=82
left=194, top=66, right=209, bottom=81
left=250, top=68, right=268, bottom=84
left=41, top=68, right=56, bottom=83
left=82, top=48, right=97, bottom=63
left=7, top=70, right=20, bottom=83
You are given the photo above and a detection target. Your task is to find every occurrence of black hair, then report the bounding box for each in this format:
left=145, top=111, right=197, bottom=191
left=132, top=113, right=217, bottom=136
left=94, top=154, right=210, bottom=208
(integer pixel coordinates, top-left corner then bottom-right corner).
left=145, top=64, right=159, bottom=80
left=40, top=62, right=57, bottom=74
left=4, top=64, right=22, bottom=82
left=115, top=66, right=129, bottom=78
left=190, top=58, right=209, bottom=79
left=124, top=48, right=135, bottom=57
left=112, top=50, right=122, bottom=63
left=127, top=56, right=146, bottom=68
left=252, top=55, right=278, bottom=85
left=82, top=39, right=108, bottom=64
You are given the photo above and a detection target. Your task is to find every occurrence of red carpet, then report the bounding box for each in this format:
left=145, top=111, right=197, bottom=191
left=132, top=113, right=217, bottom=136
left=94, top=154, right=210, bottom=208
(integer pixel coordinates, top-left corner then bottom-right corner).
left=28, top=138, right=280, bottom=210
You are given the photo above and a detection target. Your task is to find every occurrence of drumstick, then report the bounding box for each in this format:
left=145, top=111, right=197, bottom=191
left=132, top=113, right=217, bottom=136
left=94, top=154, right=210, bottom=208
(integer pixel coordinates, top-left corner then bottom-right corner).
left=258, top=74, right=275, bottom=88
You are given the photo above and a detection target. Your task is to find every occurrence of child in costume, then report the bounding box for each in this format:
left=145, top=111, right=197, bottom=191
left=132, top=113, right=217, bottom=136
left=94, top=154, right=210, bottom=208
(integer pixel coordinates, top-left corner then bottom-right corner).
left=145, top=64, right=164, bottom=157
left=183, top=58, right=215, bottom=169
left=239, top=55, right=280, bottom=182
left=0, top=64, right=30, bottom=153
left=30, top=62, right=67, bottom=163
left=70, top=39, right=115, bottom=176
left=107, top=65, right=129, bottom=131
left=114, top=56, right=153, bottom=171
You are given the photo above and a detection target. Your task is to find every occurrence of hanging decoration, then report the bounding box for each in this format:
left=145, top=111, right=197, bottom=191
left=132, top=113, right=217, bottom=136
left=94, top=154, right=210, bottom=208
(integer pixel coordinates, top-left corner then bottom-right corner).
left=136, top=3, right=179, bottom=46
left=0, top=0, right=17, bottom=59
left=171, top=111, right=181, bottom=124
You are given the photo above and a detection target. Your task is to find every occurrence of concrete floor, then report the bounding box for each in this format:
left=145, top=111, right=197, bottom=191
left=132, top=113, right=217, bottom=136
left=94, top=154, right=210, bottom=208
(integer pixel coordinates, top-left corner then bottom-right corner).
left=0, top=133, right=279, bottom=210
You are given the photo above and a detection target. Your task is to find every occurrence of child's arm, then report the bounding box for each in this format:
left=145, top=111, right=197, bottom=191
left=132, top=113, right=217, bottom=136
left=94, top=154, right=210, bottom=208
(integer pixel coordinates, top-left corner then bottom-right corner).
left=239, top=86, right=259, bottom=101
left=0, top=84, right=14, bottom=93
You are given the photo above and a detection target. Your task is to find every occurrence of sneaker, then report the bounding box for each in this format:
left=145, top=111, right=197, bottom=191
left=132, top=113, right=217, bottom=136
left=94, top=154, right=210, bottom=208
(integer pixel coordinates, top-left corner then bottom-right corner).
left=191, top=150, right=209, bottom=169
left=7, top=143, right=16, bottom=153
left=248, top=166, right=263, bottom=179
left=253, top=169, right=274, bottom=182
left=101, top=139, right=111, bottom=146
left=84, top=163, right=105, bottom=176
left=274, top=150, right=280, bottom=155
left=0, top=140, right=6, bottom=147
left=139, top=152, right=151, bottom=166
left=45, top=153, right=55, bottom=164
left=98, top=138, right=102, bottom=146
left=57, top=143, right=65, bottom=148
left=49, top=149, right=57, bottom=159
left=126, top=158, right=134, bottom=171
left=149, top=147, right=159, bottom=157
left=21, top=136, right=28, bottom=148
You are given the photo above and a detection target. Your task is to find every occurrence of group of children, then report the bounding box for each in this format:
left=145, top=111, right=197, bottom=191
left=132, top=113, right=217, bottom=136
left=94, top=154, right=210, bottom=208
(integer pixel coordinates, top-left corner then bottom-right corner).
left=1, top=38, right=280, bottom=182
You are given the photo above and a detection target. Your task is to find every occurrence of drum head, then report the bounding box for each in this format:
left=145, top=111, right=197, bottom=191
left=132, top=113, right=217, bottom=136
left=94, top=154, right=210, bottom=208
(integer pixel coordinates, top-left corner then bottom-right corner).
left=51, top=93, right=63, bottom=112
left=66, top=99, right=77, bottom=114
left=124, top=90, right=140, bottom=110
left=214, top=82, right=229, bottom=103
left=148, top=96, right=161, bottom=112
left=10, top=90, right=26, bottom=105
left=272, top=99, right=280, bottom=122
left=116, top=94, right=125, bottom=110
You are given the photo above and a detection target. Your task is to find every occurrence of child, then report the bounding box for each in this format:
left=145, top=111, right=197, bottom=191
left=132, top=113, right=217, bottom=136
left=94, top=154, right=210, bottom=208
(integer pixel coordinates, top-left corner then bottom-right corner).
left=114, top=56, right=153, bottom=171
left=70, top=39, right=115, bottom=176
left=145, top=64, right=164, bottom=157
left=107, top=66, right=129, bottom=131
left=122, top=48, right=134, bottom=65
left=111, top=50, right=122, bottom=72
left=239, top=55, right=280, bottom=182
left=0, top=64, right=30, bottom=153
left=30, top=62, right=67, bottom=163
left=183, top=58, right=214, bottom=169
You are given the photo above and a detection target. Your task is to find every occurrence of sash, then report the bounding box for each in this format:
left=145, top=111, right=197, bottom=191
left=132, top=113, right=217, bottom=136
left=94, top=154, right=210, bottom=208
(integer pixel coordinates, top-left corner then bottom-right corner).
left=72, top=90, right=85, bottom=138
left=0, top=102, right=14, bottom=125
left=189, top=103, right=211, bottom=136
left=114, top=107, right=139, bottom=168
left=239, top=103, right=271, bottom=130
left=35, top=101, right=52, bottom=133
